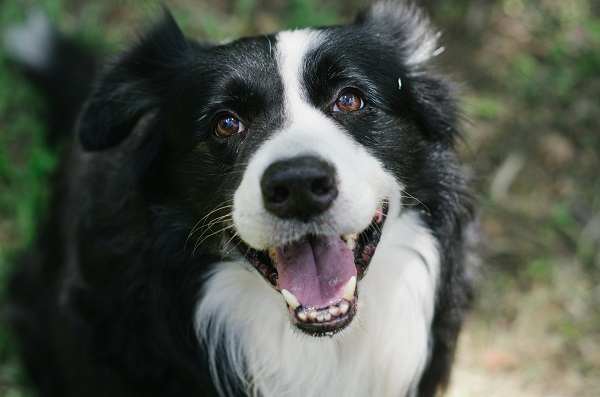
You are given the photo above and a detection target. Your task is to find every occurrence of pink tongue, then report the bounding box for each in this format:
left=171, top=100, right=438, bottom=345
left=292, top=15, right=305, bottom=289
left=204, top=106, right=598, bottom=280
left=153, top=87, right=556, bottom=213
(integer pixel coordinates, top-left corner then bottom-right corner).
left=276, top=235, right=357, bottom=308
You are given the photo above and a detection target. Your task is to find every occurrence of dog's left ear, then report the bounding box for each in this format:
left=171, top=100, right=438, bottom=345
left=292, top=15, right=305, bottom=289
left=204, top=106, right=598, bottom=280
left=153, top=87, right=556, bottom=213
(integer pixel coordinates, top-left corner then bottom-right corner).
left=78, top=10, right=189, bottom=151
left=356, top=1, right=460, bottom=144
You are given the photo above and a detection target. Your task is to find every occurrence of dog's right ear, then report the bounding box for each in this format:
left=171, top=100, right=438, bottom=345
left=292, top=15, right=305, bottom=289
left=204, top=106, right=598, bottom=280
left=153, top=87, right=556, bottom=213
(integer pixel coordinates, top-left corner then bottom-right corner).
left=78, top=10, right=189, bottom=151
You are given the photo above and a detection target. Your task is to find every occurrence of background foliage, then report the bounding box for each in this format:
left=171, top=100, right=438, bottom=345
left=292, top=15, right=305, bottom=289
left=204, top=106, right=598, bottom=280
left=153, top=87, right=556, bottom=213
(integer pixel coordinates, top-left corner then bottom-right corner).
left=0, top=0, right=598, bottom=395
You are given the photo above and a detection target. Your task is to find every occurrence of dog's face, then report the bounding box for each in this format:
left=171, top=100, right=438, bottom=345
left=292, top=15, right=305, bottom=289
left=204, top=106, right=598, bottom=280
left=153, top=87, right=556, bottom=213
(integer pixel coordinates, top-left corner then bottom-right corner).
left=78, top=3, right=457, bottom=336
left=229, top=27, right=427, bottom=335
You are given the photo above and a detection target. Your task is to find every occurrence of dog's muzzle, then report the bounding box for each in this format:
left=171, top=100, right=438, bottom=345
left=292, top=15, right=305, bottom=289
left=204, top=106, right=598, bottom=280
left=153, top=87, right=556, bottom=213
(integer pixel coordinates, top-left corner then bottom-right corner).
left=232, top=154, right=388, bottom=336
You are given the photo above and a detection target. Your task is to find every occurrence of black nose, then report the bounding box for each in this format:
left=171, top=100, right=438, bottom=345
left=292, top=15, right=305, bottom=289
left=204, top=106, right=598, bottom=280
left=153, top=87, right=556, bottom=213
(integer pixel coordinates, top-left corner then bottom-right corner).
left=260, top=156, right=338, bottom=221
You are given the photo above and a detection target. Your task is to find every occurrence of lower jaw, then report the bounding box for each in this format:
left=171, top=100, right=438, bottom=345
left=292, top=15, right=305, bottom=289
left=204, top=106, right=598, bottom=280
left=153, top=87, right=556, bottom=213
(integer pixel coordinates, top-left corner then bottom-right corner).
left=290, top=296, right=358, bottom=336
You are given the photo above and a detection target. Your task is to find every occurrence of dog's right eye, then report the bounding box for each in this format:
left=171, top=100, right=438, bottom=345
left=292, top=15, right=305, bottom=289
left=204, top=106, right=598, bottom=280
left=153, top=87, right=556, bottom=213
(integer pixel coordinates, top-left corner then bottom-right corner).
left=215, top=114, right=246, bottom=138
left=332, top=91, right=365, bottom=113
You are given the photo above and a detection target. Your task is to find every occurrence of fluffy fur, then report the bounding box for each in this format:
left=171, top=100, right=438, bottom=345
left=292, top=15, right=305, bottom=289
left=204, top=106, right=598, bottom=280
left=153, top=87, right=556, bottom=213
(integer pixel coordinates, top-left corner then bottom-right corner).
left=6, top=2, right=475, bottom=396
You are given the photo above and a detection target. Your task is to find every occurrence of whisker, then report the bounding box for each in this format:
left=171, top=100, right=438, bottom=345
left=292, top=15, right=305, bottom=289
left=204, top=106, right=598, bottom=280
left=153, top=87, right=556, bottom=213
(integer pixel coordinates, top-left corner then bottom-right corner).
left=194, top=216, right=233, bottom=244
left=185, top=203, right=234, bottom=248
left=194, top=203, right=234, bottom=231
left=193, top=224, right=234, bottom=256
left=371, top=221, right=383, bottom=235
left=401, top=191, right=430, bottom=213
left=195, top=224, right=233, bottom=247
left=221, top=232, right=243, bottom=261
left=201, top=214, right=234, bottom=232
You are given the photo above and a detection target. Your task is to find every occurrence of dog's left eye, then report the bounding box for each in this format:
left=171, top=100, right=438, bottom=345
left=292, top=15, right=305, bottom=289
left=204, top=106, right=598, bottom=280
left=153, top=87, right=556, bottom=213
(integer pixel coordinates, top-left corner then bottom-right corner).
left=333, top=92, right=364, bottom=112
left=214, top=115, right=246, bottom=138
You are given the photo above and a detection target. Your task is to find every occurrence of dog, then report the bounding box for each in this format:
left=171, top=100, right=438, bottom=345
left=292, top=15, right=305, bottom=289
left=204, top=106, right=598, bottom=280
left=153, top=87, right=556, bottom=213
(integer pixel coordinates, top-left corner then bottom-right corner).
left=6, top=1, right=475, bottom=396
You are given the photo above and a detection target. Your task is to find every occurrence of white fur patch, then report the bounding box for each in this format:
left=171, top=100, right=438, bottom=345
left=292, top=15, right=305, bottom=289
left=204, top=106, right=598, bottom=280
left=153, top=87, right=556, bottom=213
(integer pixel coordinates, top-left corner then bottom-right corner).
left=196, top=28, right=440, bottom=396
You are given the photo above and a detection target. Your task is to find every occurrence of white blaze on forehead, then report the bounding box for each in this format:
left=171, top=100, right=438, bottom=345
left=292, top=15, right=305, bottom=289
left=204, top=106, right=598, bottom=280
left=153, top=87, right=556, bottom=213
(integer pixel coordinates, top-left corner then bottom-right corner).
left=275, top=29, right=325, bottom=119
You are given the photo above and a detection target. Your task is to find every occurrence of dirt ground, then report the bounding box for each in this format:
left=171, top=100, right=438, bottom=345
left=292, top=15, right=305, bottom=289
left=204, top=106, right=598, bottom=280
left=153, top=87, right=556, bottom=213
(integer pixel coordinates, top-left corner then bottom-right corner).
left=439, top=1, right=600, bottom=394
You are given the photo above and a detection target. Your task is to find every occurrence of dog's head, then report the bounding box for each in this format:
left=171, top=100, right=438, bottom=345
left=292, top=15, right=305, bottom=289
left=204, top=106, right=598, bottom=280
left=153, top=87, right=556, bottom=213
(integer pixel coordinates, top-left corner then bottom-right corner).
left=78, top=1, right=459, bottom=336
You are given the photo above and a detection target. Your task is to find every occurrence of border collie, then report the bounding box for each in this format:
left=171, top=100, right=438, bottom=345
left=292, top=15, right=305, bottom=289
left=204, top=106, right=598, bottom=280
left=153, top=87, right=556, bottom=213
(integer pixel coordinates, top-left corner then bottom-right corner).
left=6, top=1, right=475, bottom=396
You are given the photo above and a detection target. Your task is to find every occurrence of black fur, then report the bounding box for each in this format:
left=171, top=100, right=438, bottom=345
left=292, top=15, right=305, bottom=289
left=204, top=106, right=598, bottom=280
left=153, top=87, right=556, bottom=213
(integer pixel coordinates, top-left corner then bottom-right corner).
left=8, top=3, right=474, bottom=396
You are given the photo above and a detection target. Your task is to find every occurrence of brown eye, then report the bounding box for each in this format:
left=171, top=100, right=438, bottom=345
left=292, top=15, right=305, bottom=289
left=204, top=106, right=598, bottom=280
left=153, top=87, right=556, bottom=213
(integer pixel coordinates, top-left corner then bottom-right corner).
left=333, top=92, right=364, bottom=112
left=215, top=115, right=246, bottom=138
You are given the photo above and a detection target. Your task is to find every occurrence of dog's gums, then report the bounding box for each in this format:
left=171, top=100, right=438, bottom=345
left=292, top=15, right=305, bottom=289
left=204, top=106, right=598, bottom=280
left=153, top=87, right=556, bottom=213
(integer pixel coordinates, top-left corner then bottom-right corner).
left=237, top=202, right=388, bottom=336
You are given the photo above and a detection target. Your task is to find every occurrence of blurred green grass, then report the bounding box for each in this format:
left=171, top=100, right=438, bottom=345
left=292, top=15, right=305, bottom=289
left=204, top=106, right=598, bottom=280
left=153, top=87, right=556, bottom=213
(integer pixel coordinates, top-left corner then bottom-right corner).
left=1, top=0, right=599, bottom=396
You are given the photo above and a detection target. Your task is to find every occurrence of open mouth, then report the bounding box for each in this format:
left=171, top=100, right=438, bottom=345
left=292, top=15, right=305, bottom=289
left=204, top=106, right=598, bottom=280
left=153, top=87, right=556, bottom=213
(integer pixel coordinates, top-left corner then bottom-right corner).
left=236, top=201, right=388, bottom=336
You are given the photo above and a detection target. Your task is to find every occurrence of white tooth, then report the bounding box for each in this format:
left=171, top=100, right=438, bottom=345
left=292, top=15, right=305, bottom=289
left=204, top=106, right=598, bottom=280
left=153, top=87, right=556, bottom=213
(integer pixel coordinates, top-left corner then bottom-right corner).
left=281, top=289, right=300, bottom=310
left=268, top=247, right=277, bottom=262
left=316, top=313, right=324, bottom=322
left=346, top=239, right=355, bottom=250
left=339, top=301, right=350, bottom=314
left=323, top=312, right=331, bottom=321
left=343, top=233, right=358, bottom=250
left=342, top=276, right=357, bottom=301
left=297, top=312, right=308, bottom=322
left=329, top=306, right=340, bottom=316
left=308, top=310, right=318, bottom=320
